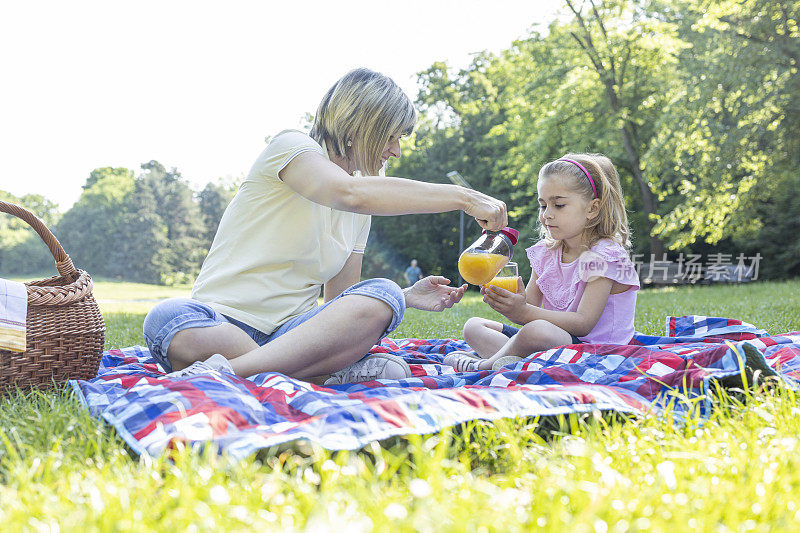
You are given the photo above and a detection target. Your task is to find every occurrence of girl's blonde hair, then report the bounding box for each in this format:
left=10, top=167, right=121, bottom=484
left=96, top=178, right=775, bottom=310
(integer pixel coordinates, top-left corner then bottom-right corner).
left=310, top=68, right=416, bottom=176
left=538, top=153, right=631, bottom=249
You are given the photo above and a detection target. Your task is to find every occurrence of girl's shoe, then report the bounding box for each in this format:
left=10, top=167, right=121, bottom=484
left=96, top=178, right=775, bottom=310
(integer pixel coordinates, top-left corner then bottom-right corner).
left=443, top=350, right=483, bottom=372
left=491, top=356, right=523, bottom=370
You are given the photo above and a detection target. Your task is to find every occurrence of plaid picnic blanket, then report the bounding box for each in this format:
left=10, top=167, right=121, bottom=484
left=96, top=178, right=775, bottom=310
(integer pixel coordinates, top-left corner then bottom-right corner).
left=70, top=316, right=800, bottom=460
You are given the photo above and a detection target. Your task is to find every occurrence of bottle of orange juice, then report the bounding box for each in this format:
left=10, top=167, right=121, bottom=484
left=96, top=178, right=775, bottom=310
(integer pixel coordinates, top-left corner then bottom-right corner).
left=457, top=227, right=519, bottom=286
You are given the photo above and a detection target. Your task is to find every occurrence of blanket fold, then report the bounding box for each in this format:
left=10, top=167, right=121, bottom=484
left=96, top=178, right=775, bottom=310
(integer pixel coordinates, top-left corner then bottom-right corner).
left=70, top=315, right=800, bottom=460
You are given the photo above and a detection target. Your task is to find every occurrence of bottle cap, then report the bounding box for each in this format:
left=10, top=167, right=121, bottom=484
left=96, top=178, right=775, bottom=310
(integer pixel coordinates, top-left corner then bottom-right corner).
left=500, top=227, right=519, bottom=245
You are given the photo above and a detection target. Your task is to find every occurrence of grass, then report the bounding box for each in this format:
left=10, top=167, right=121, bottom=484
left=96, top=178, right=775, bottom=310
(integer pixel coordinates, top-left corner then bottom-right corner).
left=1, top=280, right=799, bottom=531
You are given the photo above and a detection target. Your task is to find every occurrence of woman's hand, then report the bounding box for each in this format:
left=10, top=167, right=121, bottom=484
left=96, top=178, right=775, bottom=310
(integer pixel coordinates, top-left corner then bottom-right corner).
left=463, top=189, right=508, bottom=231
left=481, top=277, right=533, bottom=324
left=404, top=276, right=467, bottom=312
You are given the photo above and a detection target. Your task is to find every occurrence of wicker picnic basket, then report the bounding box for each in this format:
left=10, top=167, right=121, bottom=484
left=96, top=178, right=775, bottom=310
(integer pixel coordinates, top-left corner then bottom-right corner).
left=0, top=201, right=105, bottom=394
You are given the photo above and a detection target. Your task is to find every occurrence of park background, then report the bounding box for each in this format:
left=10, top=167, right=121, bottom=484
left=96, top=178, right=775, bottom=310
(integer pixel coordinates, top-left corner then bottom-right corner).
left=1, top=0, right=797, bottom=287
left=2, top=2, right=800, bottom=530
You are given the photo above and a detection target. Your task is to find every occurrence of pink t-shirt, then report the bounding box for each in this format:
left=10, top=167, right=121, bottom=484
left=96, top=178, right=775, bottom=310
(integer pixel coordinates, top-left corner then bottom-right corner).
left=526, top=239, right=640, bottom=344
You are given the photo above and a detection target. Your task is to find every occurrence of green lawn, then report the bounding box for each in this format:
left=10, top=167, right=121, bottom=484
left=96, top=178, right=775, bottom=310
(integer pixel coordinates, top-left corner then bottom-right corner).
left=1, top=280, right=799, bottom=531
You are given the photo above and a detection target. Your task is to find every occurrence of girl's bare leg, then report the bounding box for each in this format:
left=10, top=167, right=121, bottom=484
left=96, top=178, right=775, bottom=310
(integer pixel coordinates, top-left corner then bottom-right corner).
left=462, top=317, right=512, bottom=358
left=476, top=319, right=574, bottom=370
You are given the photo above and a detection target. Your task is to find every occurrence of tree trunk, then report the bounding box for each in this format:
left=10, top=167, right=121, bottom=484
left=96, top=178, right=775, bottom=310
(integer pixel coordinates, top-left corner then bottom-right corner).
left=600, top=77, right=665, bottom=256
left=620, top=125, right=664, bottom=257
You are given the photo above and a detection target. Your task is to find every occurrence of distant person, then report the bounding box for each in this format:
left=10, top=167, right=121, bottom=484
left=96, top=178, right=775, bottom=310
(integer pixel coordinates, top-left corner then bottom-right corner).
left=403, top=259, right=423, bottom=287
left=143, top=68, right=507, bottom=385
left=444, top=154, right=639, bottom=372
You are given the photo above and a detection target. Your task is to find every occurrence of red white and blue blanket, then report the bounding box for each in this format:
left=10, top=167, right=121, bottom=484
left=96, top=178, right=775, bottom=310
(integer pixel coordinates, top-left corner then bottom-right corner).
left=70, top=316, right=800, bottom=460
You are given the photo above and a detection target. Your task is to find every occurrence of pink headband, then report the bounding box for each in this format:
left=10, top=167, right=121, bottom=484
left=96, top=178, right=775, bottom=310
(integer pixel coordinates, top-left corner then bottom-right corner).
left=558, top=158, right=598, bottom=199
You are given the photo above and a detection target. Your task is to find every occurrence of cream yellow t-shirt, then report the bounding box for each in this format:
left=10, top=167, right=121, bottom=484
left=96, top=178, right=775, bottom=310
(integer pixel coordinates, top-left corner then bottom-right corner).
left=191, top=130, right=371, bottom=334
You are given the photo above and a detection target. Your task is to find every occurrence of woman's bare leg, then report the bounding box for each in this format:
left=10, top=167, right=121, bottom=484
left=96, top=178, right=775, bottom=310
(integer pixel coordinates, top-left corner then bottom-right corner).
left=167, top=322, right=259, bottom=371
left=167, top=294, right=393, bottom=378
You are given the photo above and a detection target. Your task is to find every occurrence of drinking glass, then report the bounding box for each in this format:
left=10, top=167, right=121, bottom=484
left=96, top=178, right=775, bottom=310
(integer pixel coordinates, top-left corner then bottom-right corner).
left=485, top=262, right=520, bottom=293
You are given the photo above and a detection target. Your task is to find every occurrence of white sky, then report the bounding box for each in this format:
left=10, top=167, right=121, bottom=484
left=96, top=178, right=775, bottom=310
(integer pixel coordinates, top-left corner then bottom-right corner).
left=0, top=0, right=558, bottom=211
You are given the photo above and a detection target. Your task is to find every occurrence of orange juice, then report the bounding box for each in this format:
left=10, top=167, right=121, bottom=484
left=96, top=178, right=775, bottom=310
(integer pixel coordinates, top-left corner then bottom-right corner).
left=484, top=276, right=519, bottom=293
left=457, top=252, right=509, bottom=286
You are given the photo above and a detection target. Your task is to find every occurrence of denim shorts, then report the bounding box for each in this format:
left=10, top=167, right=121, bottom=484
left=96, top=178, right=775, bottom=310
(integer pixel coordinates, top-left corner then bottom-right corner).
left=500, top=324, right=583, bottom=345
left=142, top=278, right=405, bottom=372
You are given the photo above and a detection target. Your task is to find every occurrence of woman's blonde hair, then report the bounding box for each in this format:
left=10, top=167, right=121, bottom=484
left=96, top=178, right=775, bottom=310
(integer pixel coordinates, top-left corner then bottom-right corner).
left=538, top=153, right=631, bottom=249
left=310, top=68, right=416, bottom=176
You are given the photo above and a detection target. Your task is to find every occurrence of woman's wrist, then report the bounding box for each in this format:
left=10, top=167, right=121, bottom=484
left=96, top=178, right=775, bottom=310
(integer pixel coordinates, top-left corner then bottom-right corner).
left=402, top=286, right=415, bottom=307
left=402, top=286, right=425, bottom=310
left=456, top=186, right=473, bottom=212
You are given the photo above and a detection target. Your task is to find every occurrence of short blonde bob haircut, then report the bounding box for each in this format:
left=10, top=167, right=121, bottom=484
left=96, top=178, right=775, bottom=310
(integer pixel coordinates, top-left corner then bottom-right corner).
left=538, top=153, right=631, bottom=250
left=310, top=68, right=416, bottom=176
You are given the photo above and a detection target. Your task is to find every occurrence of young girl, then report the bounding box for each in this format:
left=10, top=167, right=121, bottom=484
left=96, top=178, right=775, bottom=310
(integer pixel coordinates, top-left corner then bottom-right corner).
left=444, top=153, right=640, bottom=372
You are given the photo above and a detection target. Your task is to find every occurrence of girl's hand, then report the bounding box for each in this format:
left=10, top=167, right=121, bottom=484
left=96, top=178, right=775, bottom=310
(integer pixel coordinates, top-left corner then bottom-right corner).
left=405, top=276, right=467, bottom=312
left=481, top=277, right=531, bottom=323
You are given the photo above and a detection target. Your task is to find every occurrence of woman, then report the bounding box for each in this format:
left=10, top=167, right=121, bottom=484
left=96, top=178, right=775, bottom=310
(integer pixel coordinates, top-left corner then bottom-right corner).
left=143, top=68, right=507, bottom=384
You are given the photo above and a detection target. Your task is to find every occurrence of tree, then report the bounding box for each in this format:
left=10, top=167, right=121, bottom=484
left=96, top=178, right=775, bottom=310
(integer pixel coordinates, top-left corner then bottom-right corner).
left=138, top=161, right=206, bottom=281
left=56, top=167, right=136, bottom=276
left=0, top=190, right=59, bottom=275
left=198, top=179, right=238, bottom=249
left=107, top=183, right=171, bottom=284
left=83, top=167, right=135, bottom=193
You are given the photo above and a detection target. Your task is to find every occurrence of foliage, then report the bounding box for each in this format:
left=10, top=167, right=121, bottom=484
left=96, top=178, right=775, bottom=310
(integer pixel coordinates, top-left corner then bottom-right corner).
left=198, top=179, right=238, bottom=249
left=107, top=183, right=171, bottom=284
left=0, top=190, right=61, bottom=275
left=135, top=161, right=207, bottom=283
left=649, top=0, right=800, bottom=256
left=56, top=167, right=137, bottom=276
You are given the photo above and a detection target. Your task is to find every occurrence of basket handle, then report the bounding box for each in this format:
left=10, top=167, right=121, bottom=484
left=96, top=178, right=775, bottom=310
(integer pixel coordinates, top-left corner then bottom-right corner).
left=0, top=200, right=77, bottom=278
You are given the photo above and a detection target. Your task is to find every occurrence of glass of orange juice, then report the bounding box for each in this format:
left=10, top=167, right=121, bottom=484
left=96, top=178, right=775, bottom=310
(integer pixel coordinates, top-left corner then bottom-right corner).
left=485, top=262, right=520, bottom=293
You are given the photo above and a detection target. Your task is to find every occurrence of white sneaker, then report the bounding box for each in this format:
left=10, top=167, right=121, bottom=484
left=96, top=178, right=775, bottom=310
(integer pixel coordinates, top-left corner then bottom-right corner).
left=167, top=353, right=235, bottom=377
left=443, top=350, right=483, bottom=372
left=324, top=353, right=412, bottom=385
left=491, top=355, right=523, bottom=370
